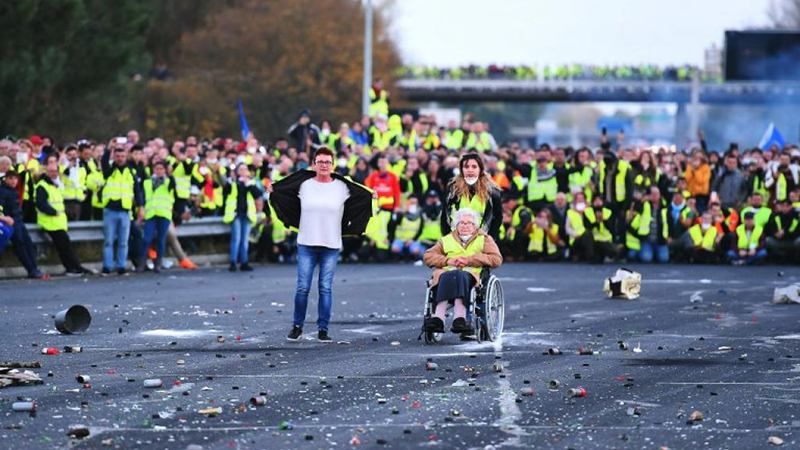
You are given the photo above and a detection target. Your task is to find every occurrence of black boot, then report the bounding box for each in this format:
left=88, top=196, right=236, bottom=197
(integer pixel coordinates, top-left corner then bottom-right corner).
left=424, top=317, right=445, bottom=333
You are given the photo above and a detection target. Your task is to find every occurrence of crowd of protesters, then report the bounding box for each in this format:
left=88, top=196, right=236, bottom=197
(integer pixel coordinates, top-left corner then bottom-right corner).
left=1, top=85, right=799, bottom=278
left=395, top=64, right=720, bottom=82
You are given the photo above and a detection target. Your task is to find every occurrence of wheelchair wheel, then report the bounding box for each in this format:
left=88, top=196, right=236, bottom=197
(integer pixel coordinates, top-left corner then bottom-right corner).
left=423, top=331, right=443, bottom=344
left=480, top=276, right=504, bottom=342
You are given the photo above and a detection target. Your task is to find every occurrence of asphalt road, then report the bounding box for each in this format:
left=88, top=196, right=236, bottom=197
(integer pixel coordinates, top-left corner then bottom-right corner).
left=1, top=262, right=799, bottom=450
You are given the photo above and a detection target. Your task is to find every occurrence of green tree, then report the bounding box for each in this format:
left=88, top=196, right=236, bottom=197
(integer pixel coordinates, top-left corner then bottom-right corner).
left=0, top=0, right=153, bottom=139
left=141, top=0, right=401, bottom=141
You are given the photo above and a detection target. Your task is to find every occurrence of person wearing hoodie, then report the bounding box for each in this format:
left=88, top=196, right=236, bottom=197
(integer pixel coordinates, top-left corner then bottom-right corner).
left=287, top=110, right=321, bottom=157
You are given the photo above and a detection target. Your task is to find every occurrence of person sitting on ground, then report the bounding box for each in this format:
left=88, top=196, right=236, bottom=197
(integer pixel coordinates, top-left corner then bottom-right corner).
left=389, top=196, right=424, bottom=260
left=688, top=211, right=722, bottom=263
left=525, top=208, right=564, bottom=261
left=423, top=208, right=502, bottom=335
left=726, top=211, right=767, bottom=266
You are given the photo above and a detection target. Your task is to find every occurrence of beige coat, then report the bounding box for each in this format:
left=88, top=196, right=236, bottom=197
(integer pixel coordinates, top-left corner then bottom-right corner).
left=423, top=230, right=503, bottom=286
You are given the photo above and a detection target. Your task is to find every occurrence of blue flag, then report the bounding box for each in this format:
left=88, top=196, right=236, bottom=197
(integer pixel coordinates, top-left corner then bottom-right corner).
left=237, top=99, right=250, bottom=140
left=758, top=123, right=785, bottom=150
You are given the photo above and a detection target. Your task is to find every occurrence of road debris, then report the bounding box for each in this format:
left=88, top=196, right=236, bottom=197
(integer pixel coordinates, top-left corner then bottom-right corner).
left=603, top=268, right=641, bottom=299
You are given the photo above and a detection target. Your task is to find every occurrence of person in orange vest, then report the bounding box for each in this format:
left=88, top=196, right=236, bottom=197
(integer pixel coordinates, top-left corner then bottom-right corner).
left=365, top=156, right=401, bottom=212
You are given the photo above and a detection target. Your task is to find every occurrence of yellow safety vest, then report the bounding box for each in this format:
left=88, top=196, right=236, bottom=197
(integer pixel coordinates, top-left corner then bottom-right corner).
left=776, top=173, right=788, bottom=202
left=102, top=167, right=134, bottom=210
left=585, top=207, right=613, bottom=242
left=465, top=132, right=491, bottom=152
left=445, top=129, right=465, bottom=150
left=527, top=168, right=558, bottom=203
left=453, top=195, right=486, bottom=227
left=394, top=215, right=422, bottom=241
left=60, top=165, right=87, bottom=201
left=568, top=166, right=594, bottom=201
left=35, top=180, right=68, bottom=231
left=419, top=213, right=443, bottom=243
left=441, top=233, right=485, bottom=276
left=365, top=209, right=392, bottom=250
left=172, top=162, right=198, bottom=200
left=271, top=208, right=288, bottom=244
left=688, top=224, right=718, bottom=251
left=739, top=206, right=771, bottom=229
left=735, top=224, right=762, bottom=250
left=625, top=202, right=654, bottom=251
left=223, top=183, right=257, bottom=225
left=566, top=209, right=587, bottom=244
left=599, top=160, right=630, bottom=203
left=143, top=178, right=174, bottom=220
left=369, top=87, right=389, bottom=117
left=528, top=223, right=559, bottom=254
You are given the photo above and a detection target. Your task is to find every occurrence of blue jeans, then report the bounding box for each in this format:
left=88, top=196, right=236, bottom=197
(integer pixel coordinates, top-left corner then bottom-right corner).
left=229, top=216, right=252, bottom=264
left=628, top=241, right=669, bottom=263
left=103, top=209, right=131, bottom=270
left=293, top=244, right=340, bottom=331
left=0, top=222, right=13, bottom=254
left=142, top=217, right=171, bottom=262
left=390, top=239, right=425, bottom=257
left=726, top=248, right=767, bottom=265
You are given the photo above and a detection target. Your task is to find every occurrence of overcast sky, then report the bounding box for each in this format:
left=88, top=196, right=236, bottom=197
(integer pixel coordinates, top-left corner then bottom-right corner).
left=389, top=0, right=774, bottom=67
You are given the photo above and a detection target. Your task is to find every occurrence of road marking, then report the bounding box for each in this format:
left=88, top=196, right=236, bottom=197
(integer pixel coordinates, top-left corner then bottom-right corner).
left=658, top=382, right=796, bottom=386
left=526, top=287, right=555, bottom=293
left=139, top=329, right=221, bottom=338
left=139, top=374, right=427, bottom=379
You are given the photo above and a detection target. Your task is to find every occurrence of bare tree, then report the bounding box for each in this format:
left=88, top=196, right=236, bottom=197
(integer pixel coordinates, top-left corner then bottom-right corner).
left=768, top=0, right=800, bottom=28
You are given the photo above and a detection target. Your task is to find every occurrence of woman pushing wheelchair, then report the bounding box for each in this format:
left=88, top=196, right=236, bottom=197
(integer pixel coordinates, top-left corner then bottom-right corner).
left=422, top=208, right=503, bottom=338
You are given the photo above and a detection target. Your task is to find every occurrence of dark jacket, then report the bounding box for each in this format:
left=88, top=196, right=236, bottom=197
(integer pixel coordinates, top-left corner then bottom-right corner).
left=0, top=184, right=23, bottom=221
left=269, top=170, right=373, bottom=236
left=287, top=122, right=322, bottom=155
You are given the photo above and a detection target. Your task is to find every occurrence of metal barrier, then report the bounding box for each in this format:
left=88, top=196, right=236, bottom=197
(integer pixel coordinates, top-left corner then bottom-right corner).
left=25, top=216, right=231, bottom=244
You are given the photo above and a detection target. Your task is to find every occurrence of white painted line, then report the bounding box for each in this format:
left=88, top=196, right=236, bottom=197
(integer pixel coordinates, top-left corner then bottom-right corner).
left=139, top=329, right=221, bottom=338
left=658, top=382, right=795, bottom=386
left=526, top=287, right=555, bottom=293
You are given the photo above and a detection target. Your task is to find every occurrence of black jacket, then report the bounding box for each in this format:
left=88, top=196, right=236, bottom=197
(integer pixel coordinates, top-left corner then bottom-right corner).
left=0, top=185, right=23, bottom=221
left=269, top=170, right=373, bottom=236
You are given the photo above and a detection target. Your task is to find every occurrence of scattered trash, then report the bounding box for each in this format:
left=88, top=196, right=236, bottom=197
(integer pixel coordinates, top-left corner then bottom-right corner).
left=425, top=361, right=438, bottom=371
left=520, top=387, right=535, bottom=396
left=278, top=420, right=294, bottom=430
left=689, top=292, right=704, bottom=303
left=773, top=284, right=800, bottom=304
left=718, top=346, right=732, bottom=351
left=451, top=379, right=468, bottom=387
left=41, top=347, right=60, bottom=355
left=75, top=375, right=91, bottom=384
left=198, top=406, right=222, bottom=416
left=567, top=387, right=587, bottom=398
left=619, top=342, right=629, bottom=350
left=250, top=396, right=267, bottom=406
left=626, top=406, right=641, bottom=416
left=632, top=343, right=643, bottom=353
left=143, top=379, right=163, bottom=388
left=768, top=436, right=785, bottom=446
left=0, top=366, right=43, bottom=388
left=12, top=401, right=36, bottom=412
left=350, top=435, right=362, bottom=446
left=67, top=425, right=90, bottom=439
left=54, top=305, right=92, bottom=334
left=492, top=361, right=504, bottom=372
left=546, top=347, right=562, bottom=355
left=578, top=347, right=597, bottom=356
left=548, top=379, right=560, bottom=390
left=63, top=346, right=82, bottom=353
left=687, top=410, right=704, bottom=423
left=603, top=268, right=641, bottom=300
left=390, top=341, right=401, bottom=346
left=450, top=409, right=461, bottom=416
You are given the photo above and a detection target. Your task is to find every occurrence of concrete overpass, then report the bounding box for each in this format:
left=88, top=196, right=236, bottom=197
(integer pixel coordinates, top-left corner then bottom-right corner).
left=396, top=79, right=800, bottom=105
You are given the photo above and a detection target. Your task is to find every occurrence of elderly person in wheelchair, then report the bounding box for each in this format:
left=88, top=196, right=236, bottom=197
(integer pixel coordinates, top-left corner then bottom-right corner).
left=422, top=208, right=503, bottom=337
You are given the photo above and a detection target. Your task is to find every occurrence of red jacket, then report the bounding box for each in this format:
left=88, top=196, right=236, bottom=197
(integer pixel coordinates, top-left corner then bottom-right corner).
left=365, top=170, right=401, bottom=211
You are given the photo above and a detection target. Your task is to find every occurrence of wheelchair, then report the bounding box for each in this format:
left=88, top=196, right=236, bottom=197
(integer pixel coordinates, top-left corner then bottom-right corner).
left=420, top=268, right=504, bottom=344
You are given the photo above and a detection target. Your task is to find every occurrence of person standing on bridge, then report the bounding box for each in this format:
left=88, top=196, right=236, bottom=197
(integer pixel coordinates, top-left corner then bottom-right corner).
left=269, top=147, right=372, bottom=342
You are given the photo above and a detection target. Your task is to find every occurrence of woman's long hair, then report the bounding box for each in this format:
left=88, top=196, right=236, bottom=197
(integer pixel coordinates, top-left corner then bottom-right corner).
left=448, top=153, right=496, bottom=203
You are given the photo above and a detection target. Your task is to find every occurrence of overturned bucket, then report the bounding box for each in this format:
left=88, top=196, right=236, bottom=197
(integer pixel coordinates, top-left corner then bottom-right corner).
left=55, top=305, right=92, bottom=334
